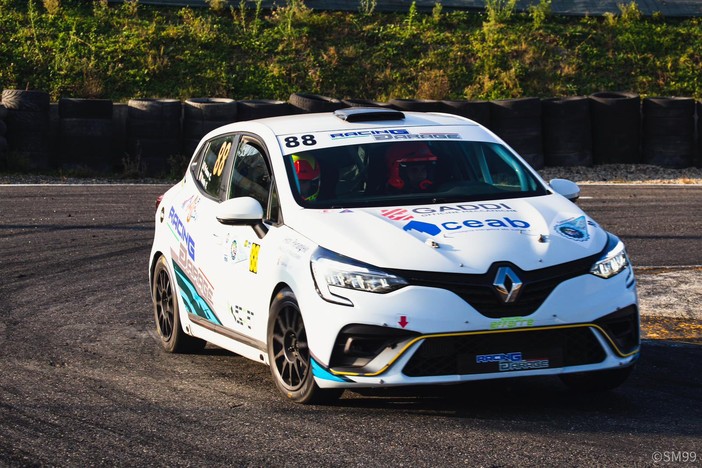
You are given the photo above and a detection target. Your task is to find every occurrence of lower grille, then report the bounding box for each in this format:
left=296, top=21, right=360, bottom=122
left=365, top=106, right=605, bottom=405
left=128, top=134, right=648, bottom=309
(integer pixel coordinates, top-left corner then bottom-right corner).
left=403, top=327, right=606, bottom=377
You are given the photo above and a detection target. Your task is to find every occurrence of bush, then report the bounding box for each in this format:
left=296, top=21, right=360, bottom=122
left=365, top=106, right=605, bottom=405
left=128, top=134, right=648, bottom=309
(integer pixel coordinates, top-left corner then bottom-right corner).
left=0, top=1, right=701, bottom=101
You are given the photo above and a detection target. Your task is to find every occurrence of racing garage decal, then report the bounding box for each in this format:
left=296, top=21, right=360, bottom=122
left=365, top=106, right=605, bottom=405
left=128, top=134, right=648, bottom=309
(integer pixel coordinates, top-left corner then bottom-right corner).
left=475, top=352, right=550, bottom=372
left=168, top=206, right=196, bottom=261
left=168, top=204, right=220, bottom=325
left=171, top=246, right=221, bottom=326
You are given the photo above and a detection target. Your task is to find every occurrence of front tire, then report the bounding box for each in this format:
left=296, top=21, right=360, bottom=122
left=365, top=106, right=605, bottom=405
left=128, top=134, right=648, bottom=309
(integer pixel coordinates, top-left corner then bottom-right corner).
left=267, top=288, right=342, bottom=404
left=152, top=255, right=206, bottom=353
left=560, top=365, right=634, bottom=393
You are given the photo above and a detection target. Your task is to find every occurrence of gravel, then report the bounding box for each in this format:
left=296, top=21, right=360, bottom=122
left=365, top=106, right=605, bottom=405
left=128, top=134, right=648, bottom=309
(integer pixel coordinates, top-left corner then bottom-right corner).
left=538, top=164, right=702, bottom=185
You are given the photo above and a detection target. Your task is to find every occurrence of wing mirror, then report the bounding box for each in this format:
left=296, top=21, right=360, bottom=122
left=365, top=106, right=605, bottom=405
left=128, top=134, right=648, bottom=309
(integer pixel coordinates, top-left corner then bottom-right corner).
left=549, top=178, right=580, bottom=202
left=216, top=196, right=268, bottom=238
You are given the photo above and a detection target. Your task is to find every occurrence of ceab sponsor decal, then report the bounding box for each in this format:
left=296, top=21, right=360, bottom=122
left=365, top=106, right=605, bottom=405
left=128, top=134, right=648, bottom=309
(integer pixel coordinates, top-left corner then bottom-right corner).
left=378, top=202, right=529, bottom=236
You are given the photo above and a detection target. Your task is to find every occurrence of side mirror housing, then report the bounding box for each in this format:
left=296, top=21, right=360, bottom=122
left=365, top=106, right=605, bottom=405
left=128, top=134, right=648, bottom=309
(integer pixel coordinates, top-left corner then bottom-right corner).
left=549, top=178, right=580, bottom=202
left=216, top=197, right=268, bottom=238
left=216, top=196, right=264, bottom=225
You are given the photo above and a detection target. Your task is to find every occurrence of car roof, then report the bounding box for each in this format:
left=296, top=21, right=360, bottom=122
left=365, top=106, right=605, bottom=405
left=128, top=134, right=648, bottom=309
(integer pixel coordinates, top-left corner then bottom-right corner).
left=253, top=109, right=480, bottom=137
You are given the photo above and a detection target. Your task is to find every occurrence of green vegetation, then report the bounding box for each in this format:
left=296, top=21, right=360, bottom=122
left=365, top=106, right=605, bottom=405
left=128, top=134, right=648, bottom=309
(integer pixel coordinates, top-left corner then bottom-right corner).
left=1, top=0, right=702, bottom=102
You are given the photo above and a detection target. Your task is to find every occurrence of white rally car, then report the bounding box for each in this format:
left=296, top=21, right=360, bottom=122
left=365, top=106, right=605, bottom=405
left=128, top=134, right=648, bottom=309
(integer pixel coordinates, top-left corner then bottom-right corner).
left=149, top=108, right=639, bottom=403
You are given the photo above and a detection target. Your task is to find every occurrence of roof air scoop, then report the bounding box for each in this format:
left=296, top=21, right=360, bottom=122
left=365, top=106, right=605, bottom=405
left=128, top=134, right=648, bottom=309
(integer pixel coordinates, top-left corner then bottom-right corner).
left=334, top=107, right=405, bottom=122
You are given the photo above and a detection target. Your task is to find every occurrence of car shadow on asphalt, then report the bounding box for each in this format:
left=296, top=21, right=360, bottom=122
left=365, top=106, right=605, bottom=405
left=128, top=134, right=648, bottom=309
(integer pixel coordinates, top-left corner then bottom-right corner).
left=328, top=342, right=702, bottom=435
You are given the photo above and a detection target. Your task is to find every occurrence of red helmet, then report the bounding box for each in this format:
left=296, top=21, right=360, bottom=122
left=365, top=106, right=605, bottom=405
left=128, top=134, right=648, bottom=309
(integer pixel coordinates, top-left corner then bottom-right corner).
left=385, top=142, right=438, bottom=191
left=292, top=154, right=321, bottom=201
left=292, top=154, right=320, bottom=180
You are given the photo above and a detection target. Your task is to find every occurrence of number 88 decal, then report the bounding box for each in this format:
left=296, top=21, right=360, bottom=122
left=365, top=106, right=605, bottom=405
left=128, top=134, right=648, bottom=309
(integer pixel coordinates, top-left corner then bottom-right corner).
left=213, top=140, right=232, bottom=177
left=284, top=135, right=317, bottom=148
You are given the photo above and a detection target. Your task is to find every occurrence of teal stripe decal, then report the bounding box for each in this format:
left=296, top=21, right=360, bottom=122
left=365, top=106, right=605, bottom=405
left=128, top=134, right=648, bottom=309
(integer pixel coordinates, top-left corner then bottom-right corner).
left=172, top=260, right=222, bottom=326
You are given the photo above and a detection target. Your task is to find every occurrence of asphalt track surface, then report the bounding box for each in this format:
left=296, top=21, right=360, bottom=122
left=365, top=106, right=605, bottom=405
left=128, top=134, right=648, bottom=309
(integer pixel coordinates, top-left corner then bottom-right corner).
left=1, top=184, right=701, bottom=466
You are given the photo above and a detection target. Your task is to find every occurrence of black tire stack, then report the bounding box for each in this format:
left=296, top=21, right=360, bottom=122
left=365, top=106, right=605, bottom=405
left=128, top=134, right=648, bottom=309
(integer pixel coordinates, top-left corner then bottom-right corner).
left=341, top=98, right=393, bottom=109
left=58, top=98, right=114, bottom=173
left=238, top=99, right=297, bottom=120
left=489, top=97, right=544, bottom=169
left=182, top=98, right=238, bottom=157
left=1, top=89, right=52, bottom=170
left=542, top=97, right=592, bottom=167
left=388, top=98, right=448, bottom=113
left=0, top=103, right=7, bottom=169
left=589, top=92, right=641, bottom=164
left=442, top=100, right=491, bottom=127
left=289, top=93, right=346, bottom=113
left=641, top=97, right=696, bottom=168
left=126, top=98, right=182, bottom=176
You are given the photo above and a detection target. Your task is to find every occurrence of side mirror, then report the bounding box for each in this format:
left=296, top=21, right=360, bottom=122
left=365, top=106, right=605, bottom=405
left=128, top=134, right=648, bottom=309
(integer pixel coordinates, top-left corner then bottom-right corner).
left=216, top=197, right=268, bottom=238
left=549, top=178, right=580, bottom=202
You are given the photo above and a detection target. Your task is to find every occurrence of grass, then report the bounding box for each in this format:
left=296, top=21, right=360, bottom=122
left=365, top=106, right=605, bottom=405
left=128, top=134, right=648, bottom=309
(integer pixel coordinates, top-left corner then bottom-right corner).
left=1, top=0, right=701, bottom=102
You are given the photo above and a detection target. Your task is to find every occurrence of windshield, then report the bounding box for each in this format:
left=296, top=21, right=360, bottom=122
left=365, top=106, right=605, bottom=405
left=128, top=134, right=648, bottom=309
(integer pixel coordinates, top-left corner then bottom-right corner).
left=285, top=140, right=547, bottom=208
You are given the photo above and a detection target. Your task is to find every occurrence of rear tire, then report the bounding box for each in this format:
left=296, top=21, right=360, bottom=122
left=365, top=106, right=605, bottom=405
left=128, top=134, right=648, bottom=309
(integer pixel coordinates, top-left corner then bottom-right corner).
left=267, top=288, right=342, bottom=404
left=152, top=256, right=206, bottom=353
left=560, top=365, right=634, bottom=393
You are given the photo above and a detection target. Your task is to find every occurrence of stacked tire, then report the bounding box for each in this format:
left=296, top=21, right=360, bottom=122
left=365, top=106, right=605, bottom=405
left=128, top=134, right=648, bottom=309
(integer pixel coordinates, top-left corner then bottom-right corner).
left=238, top=99, right=297, bottom=120
left=58, top=98, right=114, bottom=173
left=442, top=100, right=491, bottom=127
left=589, top=92, right=641, bottom=164
left=641, top=97, right=695, bottom=168
left=489, top=98, right=544, bottom=169
left=1, top=89, right=52, bottom=170
left=542, top=97, right=592, bottom=167
left=388, top=99, right=447, bottom=113
left=127, top=98, right=182, bottom=176
left=341, top=98, right=393, bottom=109
left=182, top=98, right=238, bottom=157
left=289, top=93, right=345, bottom=113
left=0, top=103, right=7, bottom=169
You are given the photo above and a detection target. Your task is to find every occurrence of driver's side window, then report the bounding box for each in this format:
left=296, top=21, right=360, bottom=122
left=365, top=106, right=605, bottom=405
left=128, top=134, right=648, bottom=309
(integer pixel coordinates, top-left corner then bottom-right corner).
left=229, top=140, right=274, bottom=218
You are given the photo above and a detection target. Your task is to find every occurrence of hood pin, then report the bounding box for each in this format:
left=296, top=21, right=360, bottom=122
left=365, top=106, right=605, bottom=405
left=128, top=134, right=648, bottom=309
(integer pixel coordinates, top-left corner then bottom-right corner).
left=425, top=239, right=440, bottom=249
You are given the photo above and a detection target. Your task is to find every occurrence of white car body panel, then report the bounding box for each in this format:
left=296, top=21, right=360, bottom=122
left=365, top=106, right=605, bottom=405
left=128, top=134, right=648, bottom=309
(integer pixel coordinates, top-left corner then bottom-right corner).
left=149, top=109, right=640, bottom=396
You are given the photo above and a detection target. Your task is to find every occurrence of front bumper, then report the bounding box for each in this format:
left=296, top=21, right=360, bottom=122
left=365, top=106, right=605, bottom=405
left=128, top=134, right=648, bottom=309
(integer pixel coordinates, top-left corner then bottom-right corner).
left=308, top=281, right=639, bottom=388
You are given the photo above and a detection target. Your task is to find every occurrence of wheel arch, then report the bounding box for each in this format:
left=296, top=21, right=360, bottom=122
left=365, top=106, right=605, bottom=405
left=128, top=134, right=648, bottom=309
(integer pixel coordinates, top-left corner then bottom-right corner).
left=149, top=250, right=166, bottom=298
left=269, top=281, right=293, bottom=309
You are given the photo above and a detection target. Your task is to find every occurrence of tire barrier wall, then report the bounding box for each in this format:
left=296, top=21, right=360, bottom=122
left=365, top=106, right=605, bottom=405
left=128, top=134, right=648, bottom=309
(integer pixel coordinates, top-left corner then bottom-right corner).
left=182, top=98, right=238, bottom=158
left=542, top=97, right=592, bottom=167
left=442, top=100, right=490, bottom=127
left=2, top=90, right=701, bottom=174
left=589, top=92, right=641, bottom=165
left=0, top=104, right=7, bottom=169
left=58, top=98, right=114, bottom=172
left=127, top=98, right=182, bottom=176
left=238, top=99, right=296, bottom=121
left=489, top=97, right=544, bottom=169
left=289, top=93, right=345, bottom=113
left=641, top=97, right=696, bottom=168
left=2, top=89, right=51, bottom=170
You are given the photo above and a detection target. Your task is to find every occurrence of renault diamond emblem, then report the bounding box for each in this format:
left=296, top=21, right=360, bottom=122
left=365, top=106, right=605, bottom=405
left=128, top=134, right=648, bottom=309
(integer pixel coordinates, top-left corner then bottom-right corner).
left=493, top=266, right=523, bottom=303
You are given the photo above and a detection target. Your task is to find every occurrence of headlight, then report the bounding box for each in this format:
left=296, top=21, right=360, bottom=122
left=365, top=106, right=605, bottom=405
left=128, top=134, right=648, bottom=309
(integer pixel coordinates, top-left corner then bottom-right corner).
left=310, top=248, right=408, bottom=306
left=590, top=233, right=630, bottom=279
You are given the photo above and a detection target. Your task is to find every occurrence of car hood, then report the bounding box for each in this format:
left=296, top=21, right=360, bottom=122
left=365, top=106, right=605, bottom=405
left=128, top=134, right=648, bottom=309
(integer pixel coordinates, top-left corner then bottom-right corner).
left=287, top=195, right=607, bottom=273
